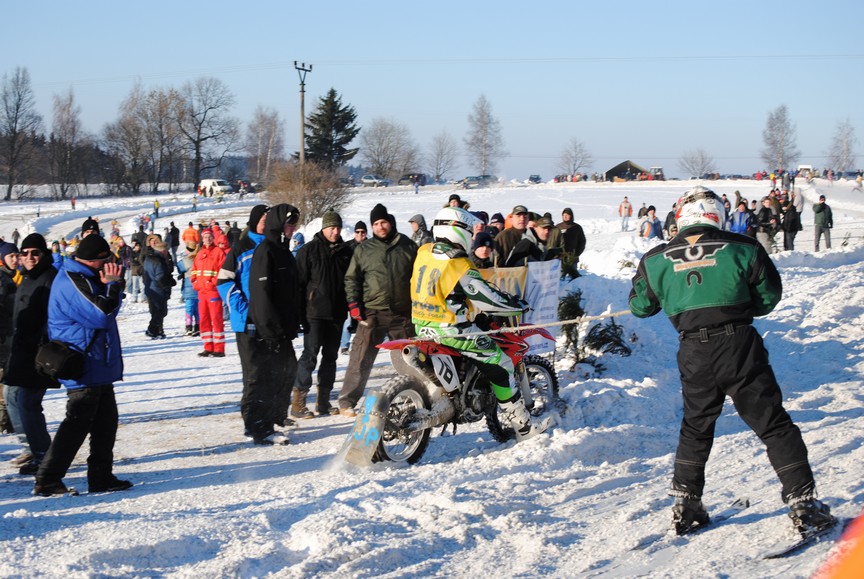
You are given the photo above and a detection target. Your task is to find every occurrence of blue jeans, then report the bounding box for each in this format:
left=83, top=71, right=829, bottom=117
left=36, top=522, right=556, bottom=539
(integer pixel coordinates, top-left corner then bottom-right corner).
left=4, top=385, right=52, bottom=461
left=129, top=274, right=142, bottom=301
left=341, top=318, right=352, bottom=350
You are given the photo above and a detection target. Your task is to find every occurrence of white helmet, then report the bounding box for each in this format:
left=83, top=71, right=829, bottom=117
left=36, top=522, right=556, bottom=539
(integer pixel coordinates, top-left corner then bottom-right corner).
left=432, top=207, right=481, bottom=251
left=675, top=186, right=726, bottom=231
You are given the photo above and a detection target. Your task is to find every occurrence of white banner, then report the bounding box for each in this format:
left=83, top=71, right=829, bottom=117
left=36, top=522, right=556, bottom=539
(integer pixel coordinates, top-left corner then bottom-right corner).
left=522, top=260, right=561, bottom=354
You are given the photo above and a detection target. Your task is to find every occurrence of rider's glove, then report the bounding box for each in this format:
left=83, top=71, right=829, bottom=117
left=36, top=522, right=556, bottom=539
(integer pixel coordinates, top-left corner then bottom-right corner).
left=348, top=301, right=364, bottom=321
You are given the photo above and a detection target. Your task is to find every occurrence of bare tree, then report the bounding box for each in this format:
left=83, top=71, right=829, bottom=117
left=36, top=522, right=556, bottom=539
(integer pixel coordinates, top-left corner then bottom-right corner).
left=826, top=118, right=857, bottom=172
left=558, top=137, right=593, bottom=175
left=141, top=87, right=185, bottom=193
left=175, top=77, right=240, bottom=187
left=761, top=104, right=799, bottom=171
left=48, top=88, right=84, bottom=200
left=1, top=66, right=43, bottom=200
left=464, top=95, right=506, bottom=175
left=266, top=160, right=349, bottom=224
left=359, top=117, right=419, bottom=179
left=103, top=83, right=149, bottom=195
left=426, top=130, right=459, bottom=182
left=678, top=148, right=716, bottom=178
left=245, top=106, right=285, bottom=185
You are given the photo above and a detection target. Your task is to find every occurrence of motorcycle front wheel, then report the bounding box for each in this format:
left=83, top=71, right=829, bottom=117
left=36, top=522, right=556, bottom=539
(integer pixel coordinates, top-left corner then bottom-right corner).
left=522, top=355, right=562, bottom=416
left=372, top=376, right=433, bottom=464
left=485, top=355, right=562, bottom=443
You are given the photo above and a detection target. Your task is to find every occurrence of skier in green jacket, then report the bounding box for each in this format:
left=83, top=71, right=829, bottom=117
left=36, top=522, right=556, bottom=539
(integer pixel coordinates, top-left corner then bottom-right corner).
left=629, top=186, right=834, bottom=537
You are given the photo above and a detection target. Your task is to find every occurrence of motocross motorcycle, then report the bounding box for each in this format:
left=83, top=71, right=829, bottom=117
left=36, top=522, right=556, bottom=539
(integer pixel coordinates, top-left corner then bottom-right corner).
left=342, top=322, right=561, bottom=466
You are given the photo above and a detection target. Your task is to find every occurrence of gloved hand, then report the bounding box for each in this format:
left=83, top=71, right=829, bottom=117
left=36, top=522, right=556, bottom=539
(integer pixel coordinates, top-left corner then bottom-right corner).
left=348, top=302, right=364, bottom=321
left=177, top=273, right=184, bottom=281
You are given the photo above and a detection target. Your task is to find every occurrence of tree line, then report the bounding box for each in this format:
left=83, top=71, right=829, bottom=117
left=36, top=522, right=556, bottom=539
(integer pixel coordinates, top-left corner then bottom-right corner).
left=2, top=65, right=857, bottom=202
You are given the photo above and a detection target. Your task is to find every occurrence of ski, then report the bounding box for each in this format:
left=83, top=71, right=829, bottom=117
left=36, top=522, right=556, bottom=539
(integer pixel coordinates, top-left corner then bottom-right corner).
left=631, top=496, right=751, bottom=550
left=761, top=517, right=851, bottom=559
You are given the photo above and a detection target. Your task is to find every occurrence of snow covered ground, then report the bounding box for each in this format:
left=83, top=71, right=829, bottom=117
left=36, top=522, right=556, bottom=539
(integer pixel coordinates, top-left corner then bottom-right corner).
left=1, top=178, right=863, bottom=578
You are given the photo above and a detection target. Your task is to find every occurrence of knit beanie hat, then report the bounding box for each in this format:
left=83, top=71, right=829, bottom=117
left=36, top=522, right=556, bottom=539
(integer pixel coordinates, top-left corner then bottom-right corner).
left=81, top=217, right=100, bottom=235
left=370, top=203, right=389, bottom=225
left=490, top=213, right=505, bottom=225
left=76, top=234, right=112, bottom=261
left=247, top=204, right=269, bottom=230
left=322, top=210, right=343, bottom=229
left=473, top=232, right=494, bottom=250
left=20, top=233, right=48, bottom=252
left=0, top=242, right=19, bottom=261
left=354, top=221, right=367, bottom=232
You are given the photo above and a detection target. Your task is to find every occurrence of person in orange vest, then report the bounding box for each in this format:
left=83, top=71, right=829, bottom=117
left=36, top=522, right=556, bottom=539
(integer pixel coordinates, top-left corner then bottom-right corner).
left=181, top=222, right=200, bottom=248
left=190, top=229, right=227, bottom=357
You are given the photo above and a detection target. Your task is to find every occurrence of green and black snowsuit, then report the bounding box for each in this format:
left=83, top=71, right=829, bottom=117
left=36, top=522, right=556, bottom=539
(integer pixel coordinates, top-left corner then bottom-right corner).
left=629, top=224, right=816, bottom=503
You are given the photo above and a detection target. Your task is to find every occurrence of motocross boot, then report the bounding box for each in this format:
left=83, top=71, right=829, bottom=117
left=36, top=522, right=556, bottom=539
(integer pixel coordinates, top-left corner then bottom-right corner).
left=499, top=397, right=549, bottom=441
left=672, top=493, right=710, bottom=535
left=788, top=495, right=836, bottom=537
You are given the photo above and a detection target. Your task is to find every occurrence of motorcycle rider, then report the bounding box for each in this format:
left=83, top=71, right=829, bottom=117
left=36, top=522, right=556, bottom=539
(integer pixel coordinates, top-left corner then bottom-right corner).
left=411, top=207, right=548, bottom=441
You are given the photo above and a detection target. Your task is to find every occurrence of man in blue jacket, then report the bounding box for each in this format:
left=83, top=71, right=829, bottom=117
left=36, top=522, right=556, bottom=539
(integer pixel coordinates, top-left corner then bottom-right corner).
left=34, top=234, right=132, bottom=496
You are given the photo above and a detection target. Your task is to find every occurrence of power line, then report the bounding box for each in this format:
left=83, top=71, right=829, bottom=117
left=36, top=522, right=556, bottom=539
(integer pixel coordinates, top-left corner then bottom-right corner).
left=31, top=53, right=864, bottom=89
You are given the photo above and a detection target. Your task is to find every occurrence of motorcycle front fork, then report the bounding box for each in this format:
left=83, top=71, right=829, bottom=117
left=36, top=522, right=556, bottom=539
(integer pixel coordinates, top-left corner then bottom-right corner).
left=515, top=361, right=535, bottom=410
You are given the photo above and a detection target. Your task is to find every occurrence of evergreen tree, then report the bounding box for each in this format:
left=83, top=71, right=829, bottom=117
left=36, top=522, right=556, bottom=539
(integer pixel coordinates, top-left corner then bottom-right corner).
left=304, top=88, right=360, bottom=169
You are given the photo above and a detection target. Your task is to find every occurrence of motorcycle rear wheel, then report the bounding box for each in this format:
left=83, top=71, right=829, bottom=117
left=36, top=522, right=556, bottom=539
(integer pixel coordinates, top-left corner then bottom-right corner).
left=372, top=376, right=433, bottom=464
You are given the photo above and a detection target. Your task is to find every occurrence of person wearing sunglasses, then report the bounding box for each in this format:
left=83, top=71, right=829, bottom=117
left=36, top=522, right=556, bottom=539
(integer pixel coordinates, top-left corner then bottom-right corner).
left=3, top=235, right=57, bottom=476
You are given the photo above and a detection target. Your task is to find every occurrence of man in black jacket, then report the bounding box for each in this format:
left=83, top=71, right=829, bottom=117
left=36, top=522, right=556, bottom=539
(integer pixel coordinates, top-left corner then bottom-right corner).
left=3, top=234, right=57, bottom=475
left=245, top=203, right=302, bottom=444
left=292, top=210, right=353, bottom=417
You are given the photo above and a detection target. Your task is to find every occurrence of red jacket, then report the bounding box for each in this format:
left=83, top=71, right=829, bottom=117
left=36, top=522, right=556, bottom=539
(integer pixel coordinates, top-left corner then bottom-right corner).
left=191, top=244, right=227, bottom=295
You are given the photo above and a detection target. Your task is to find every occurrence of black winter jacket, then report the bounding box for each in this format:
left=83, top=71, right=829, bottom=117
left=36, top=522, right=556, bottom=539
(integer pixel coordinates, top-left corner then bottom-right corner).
left=248, top=204, right=302, bottom=341
left=296, top=231, right=353, bottom=321
left=0, top=265, right=16, bottom=338
left=5, top=257, right=58, bottom=388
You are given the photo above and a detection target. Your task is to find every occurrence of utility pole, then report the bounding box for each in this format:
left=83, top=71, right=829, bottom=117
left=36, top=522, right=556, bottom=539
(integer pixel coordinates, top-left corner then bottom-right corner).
left=294, top=61, right=313, bottom=164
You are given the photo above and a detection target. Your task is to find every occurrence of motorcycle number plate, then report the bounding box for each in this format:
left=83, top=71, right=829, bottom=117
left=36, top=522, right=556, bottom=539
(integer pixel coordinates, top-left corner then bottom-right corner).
left=431, top=354, right=460, bottom=392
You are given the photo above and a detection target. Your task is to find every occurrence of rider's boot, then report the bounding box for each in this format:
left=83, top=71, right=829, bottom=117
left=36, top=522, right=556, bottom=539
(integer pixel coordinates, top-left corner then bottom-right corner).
left=499, top=396, right=549, bottom=441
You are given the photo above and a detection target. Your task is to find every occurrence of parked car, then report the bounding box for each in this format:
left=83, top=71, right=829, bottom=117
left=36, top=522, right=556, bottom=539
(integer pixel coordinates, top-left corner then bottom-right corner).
left=198, top=179, right=234, bottom=196
left=478, top=174, right=498, bottom=186
left=528, top=174, right=542, bottom=184
left=460, top=176, right=483, bottom=189
left=339, top=176, right=356, bottom=187
left=398, top=173, right=428, bottom=186
left=360, top=175, right=390, bottom=187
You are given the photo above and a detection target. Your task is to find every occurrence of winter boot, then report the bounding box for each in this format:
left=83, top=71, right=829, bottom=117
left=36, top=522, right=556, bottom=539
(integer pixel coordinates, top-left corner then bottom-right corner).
left=33, top=479, right=79, bottom=497
left=499, top=396, right=549, bottom=441
left=88, top=476, right=133, bottom=493
left=788, top=496, right=836, bottom=537
left=191, top=324, right=200, bottom=337
left=290, top=389, right=314, bottom=419
left=672, top=493, right=710, bottom=535
left=316, top=387, right=335, bottom=416
left=0, top=398, right=13, bottom=434
left=185, top=325, right=194, bottom=336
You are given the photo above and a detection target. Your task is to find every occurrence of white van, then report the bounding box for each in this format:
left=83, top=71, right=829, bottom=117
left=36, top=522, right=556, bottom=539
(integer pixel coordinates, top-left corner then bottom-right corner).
left=198, top=179, right=233, bottom=196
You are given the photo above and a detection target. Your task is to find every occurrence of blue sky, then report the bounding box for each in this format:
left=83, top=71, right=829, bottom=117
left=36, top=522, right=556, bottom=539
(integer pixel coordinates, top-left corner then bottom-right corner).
left=3, top=0, right=861, bottom=179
